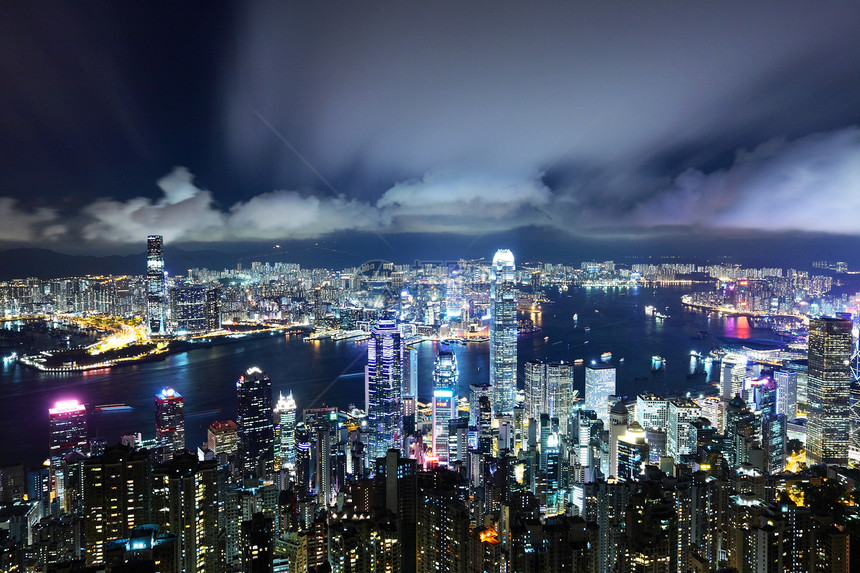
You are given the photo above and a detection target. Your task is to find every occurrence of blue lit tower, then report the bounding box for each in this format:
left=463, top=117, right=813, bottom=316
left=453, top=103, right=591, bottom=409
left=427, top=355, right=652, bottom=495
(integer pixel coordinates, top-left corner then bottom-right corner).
left=432, top=349, right=459, bottom=465
left=155, top=387, right=185, bottom=456
left=490, top=249, right=517, bottom=416
left=146, top=235, right=167, bottom=335
left=236, top=366, right=275, bottom=479
left=446, top=266, right=464, bottom=320
left=367, top=319, right=404, bottom=460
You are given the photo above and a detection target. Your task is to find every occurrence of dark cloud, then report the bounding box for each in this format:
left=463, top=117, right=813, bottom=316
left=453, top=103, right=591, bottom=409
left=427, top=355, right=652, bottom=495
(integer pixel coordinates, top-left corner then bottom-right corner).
left=1, top=1, right=860, bottom=251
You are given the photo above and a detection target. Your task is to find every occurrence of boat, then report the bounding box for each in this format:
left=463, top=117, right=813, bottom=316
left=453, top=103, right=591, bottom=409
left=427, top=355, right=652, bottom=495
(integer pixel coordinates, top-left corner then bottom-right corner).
left=95, top=403, right=133, bottom=412
left=584, top=327, right=591, bottom=333
left=600, top=352, right=612, bottom=361
left=574, top=358, right=584, bottom=364
left=651, top=355, right=665, bottom=371
left=573, top=313, right=578, bottom=321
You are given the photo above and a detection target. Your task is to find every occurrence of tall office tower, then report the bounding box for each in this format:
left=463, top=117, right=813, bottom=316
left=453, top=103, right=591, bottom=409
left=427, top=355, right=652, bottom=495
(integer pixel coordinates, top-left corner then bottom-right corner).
left=666, top=398, right=701, bottom=460
left=205, top=288, right=221, bottom=331
left=585, top=364, right=616, bottom=424
left=82, top=444, right=152, bottom=567
left=490, top=249, right=517, bottom=416
left=448, top=418, right=470, bottom=465
left=721, top=357, right=747, bottom=400
left=294, top=424, right=311, bottom=495
left=477, top=396, right=494, bottom=455
left=171, top=285, right=207, bottom=334
left=146, top=235, right=167, bottom=336
left=366, top=319, right=404, bottom=460
left=155, top=388, right=185, bottom=458
left=241, top=513, right=274, bottom=573
left=775, top=370, right=798, bottom=421
left=207, top=420, right=238, bottom=457
left=469, top=382, right=493, bottom=426
left=725, top=396, right=756, bottom=467
left=617, top=422, right=649, bottom=481
left=403, top=345, right=419, bottom=400
left=546, top=362, right=573, bottom=435
left=49, top=400, right=88, bottom=511
left=273, top=392, right=297, bottom=475
left=446, top=265, right=464, bottom=319
left=524, top=359, right=544, bottom=422
left=636, top=393, right=668, bottom=430
left=697, top=396, right=726, bottom=433
left=152, top=453, right=221, bottom=573
left=236, top=367, right=275, bottom=479
left=432, top=350, right=459, bottom=465
left=851, top=382, right=860, bottom=466
left=608, top=401, right=628, bottom=479
left=807, top=317, right=852, bottom=465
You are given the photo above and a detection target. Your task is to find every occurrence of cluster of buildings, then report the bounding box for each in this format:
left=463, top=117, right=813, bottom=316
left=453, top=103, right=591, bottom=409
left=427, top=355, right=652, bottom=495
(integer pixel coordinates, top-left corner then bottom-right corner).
left=2, top=247, right=860, bottom=571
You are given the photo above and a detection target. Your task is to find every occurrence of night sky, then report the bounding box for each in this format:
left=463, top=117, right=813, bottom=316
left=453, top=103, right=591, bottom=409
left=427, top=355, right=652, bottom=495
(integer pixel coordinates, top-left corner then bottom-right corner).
left=3, top=1, right=860, bottom=264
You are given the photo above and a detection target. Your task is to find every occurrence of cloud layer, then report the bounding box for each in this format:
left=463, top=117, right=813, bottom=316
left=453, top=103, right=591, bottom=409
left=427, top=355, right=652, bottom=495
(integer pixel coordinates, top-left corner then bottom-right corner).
left=4, top=126, right=860, bottom=245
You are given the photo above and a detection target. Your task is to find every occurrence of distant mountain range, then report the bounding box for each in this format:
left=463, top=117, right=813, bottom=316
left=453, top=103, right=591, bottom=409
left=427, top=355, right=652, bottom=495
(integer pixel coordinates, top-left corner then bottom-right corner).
left=0, top=248, right=239, bottom=280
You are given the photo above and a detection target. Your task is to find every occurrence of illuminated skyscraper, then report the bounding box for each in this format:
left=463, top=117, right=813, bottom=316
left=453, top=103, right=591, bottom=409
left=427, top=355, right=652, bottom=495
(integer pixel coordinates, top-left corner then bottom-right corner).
left=274, top=392, right=297, bottom=475
left=236, top=367, right=275, bottom=479
left=432, top=350, right=459, bottom=465
left=667, top=398, right=701, bottom=461
left=446, top=265, right=464, bottom=319
left=775, top=370, right=798, bottom=421
left=171, top=285, right=206, bottom=334
left=49, top=400, right=88, bottom=509
left=207, top=420, right=238, bottom=457
left=146, top=235, right=167, bottom=336
left=367, top=319, right=404, bottom=460
left=155, top=388, right=185, bottom=457
left=490, top=249, right=517, bottom=416
left=585, top=364, right=616, bottom=424
left=806, top=317, right=852, bottom=465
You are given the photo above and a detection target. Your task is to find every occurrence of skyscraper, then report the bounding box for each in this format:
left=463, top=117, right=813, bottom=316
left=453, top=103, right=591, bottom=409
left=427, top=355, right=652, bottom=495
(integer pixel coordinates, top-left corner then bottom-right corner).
left=490, top=249, right=517, bottom=416
left=236, top=367, right=275, bottom=479
left=432, top=350, right=459, bottom=465
left=273, top=392, right=297, bottom=475
left=366, top=319, right=404, bottom=460
left=585, top=364, right=616, bottom=424
left=146, top=235, right=167, bottom=336
left=806, top=317, right=852, bottom=465
left=155, top=388, right=185, bottom=457
left=171, top=285, right=206, bottom=334
left=775, top=370, right=798, bottom=421
left=49, top=400, right=88, bottom=510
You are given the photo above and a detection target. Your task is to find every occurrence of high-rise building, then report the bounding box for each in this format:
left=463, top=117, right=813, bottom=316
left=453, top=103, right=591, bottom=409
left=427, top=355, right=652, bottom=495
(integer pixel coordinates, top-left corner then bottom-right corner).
left=490, top=249, right=517, bottom=416
left=616, top=422, right=649, bottom=481
left=636, top=393, right=668, bottom=430
left=49, top=400, right=88, bottom=511
left=432, top=350, right=459, bottom=466
left=366, top=319, right=404, bottom=460
left=82, top=444, right=152, bottom=567
left=775, top=370, right=798, bottom=421
left=146, top=235, right=167, bottom=336
left=585, top=364, right=616, bottom=424
left=236, top=367, right=275, bottom=479
left=205, top=288, right=221, bottom=332
left=273, top=392, right=297, bottom=475
left=469, top=383, right=492, bottom=427
left=152, top=453, right=221, bottom=573
left=806, top=317, right=852, bottom=465
left=207, top=420, right=238, bottom=457
left=721, top=357, right=747, bottom=400
left=667, top=399, right=701, bottom=461
left=171, top=285, right=207, bottom=334
left=155, top=387, right=185, bottom=457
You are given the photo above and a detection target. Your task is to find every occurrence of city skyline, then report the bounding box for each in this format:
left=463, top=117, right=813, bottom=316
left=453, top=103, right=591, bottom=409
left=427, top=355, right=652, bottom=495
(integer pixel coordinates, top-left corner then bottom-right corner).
left=2, top=2, right=860, bottom=262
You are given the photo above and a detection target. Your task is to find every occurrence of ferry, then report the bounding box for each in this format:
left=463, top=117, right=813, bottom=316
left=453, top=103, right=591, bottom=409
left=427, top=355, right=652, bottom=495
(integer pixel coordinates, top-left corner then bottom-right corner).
left=574, top=358, right=584, bottom=364
left=600, top=352, right=612, bottom=361
left=95, top=403, right=133, bottom=412
left=651, top=355, right=665, bottom=371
